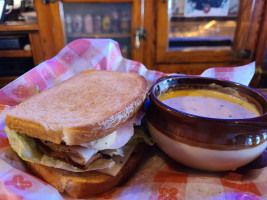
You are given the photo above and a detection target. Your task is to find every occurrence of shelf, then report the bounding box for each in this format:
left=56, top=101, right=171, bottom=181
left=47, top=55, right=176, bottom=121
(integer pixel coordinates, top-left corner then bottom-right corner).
left=0, top=76, right=18, bottom=88
left=67, top=33, right=131, bottom=38
left=0, top=21, right=39, bottom=32
left=171, top=13, right=238, bottom=21
left=169, top=36, right=233, bottom=41
left=0, top=50, right=32, bottom=57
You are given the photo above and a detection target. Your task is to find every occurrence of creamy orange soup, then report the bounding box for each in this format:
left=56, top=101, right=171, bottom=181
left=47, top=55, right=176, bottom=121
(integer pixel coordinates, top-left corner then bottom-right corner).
left=159, top=89, right=260, bottom=119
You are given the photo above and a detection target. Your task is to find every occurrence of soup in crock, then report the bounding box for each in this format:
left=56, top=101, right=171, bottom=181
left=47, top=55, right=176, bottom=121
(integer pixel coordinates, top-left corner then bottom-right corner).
left=159, top=89, right=260, bottom=119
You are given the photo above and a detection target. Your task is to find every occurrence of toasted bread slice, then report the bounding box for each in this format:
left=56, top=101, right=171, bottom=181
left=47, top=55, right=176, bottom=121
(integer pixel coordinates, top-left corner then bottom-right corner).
left=24, top=143, right=147, bottom=198
left=6, top=70, right=148, bottom=145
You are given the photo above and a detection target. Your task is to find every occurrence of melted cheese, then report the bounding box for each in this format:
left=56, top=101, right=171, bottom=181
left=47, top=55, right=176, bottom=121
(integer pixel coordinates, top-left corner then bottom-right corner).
left=80, top=112, right=142, bottom=150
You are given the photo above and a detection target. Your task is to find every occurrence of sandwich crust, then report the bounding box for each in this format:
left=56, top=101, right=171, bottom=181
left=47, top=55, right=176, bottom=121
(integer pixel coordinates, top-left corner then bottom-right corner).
left=24, top=143, right=147, bottom=198
left=6, top=70, right=148, bottom=145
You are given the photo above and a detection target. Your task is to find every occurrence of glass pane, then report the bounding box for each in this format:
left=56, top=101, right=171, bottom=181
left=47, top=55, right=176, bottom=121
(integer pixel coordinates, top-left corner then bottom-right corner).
left=169, top=0, right=239, bottom=50
left=62, top=3, right=132, bottom=58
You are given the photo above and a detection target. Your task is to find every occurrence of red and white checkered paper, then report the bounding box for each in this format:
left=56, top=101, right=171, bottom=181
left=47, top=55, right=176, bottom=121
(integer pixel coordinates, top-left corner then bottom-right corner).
left=0, top=39, right=266, bottom=200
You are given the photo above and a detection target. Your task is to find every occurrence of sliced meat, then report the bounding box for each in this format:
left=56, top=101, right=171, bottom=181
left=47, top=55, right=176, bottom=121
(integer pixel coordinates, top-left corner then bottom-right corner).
left=80, top=112, right=143, bottom=150
left=36, top=139, right=101, bottom=169
left=108, top=119, right=134, bottom=149
left=41, top=140, right=98, bottom=165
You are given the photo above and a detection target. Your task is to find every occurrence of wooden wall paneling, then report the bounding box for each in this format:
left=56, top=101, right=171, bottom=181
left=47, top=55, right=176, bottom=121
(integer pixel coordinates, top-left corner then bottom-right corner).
left=159, top=49, right=243, bottom=64
left=63, top=0, right=132, bottom=2
left=248, top=1, right=267, bottom=87
left=245, top=0, right=265, bottom=54
left=155, top=60, right=250, bottom=75
left=35, top=0, right=65, bottom=59
left=49, top=2, right=66, bottom=53
left=254, top=1, right=267, bottom=66
left=0, top=23, right=39, bottom=31
left=142, top=0, right=156, bottom=69
left=0, top=50, right=32, bottom=57
left=35, top=0, right=58, bottom=60
left=0, top=77, right=18, bottom=88
left=155, top=0, right=168, bottom=63
left=131, top=0, right=144, bottom=62
left=232, top=0, right=253, bottom=51
left=29, top=32, right=45, bottom=65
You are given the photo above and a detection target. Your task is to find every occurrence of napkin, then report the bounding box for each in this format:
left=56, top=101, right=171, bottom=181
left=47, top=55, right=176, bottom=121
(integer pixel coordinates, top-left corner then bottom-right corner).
left=0, top=39, right=265, bottom=200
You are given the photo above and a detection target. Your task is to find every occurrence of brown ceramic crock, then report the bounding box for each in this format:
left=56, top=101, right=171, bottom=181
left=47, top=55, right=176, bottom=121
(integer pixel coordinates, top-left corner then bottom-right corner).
left=146, top=76, right=267, bottom=171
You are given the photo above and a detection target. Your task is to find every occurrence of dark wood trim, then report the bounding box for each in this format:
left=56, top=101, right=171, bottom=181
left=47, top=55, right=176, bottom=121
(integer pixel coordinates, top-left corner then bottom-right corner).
left=0, top=76, right=18, bottom=88
left=0, top=22, right=39, bottom=32
left=131, top=0, right=144, bottom=62
left=157, top=49, right=244, bottom=64
left=245, top=0, right=265, bottom=54
left=49, top=2, right=66, bottom=53
left=67, top=33, right=131, bottom=38
left=0, top=50, right=32, bottom=57
left=232, top=0, right=253, bottom=51
left=35, top=0, right=58, bottom=60
left=254, top=0, right=267, bottom=66
left=29, top=32, right=45, bottom=65
left=63, top=0, right=132, bottom=2
left=155, top=0, right=168, bottom=63
left=143, top=0, right=156, bottom=69
left=155, top=60, right=249, bottom=75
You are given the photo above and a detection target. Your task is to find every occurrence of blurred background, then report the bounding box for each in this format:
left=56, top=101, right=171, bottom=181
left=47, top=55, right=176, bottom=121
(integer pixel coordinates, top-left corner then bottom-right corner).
left=0, top=0, right=266, bottom=88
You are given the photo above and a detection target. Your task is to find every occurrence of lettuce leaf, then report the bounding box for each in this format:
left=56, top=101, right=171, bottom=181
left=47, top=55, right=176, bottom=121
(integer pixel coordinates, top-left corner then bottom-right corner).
left=5, top=127, right=115, bottom=172
left=127, top=126, right=154, bottom=146
left=4, top=122, right=153, bottom=173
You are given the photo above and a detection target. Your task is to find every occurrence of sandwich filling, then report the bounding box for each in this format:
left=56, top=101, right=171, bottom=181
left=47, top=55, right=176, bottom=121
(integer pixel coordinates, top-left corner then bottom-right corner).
left=34, top=116, right=139, bottom=169
left=5, top=113, right=152, bottom=176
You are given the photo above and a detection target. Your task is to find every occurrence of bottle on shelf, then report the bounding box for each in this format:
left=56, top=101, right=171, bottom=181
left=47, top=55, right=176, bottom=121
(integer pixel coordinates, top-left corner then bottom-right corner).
left=120, top=11, right=131, bottom=33
left=121, top=46, right=130, bottom=58
left=102, top=14, right=111, bottom=33
left=111, top=11, right=119, bottom=33
left=65, top=14, right=72, bottom=33
left=93, top=15, right=102, bottom=34
left=84, top=14, right=93, bottom=34
left=72, top=14, right=83, bottom=33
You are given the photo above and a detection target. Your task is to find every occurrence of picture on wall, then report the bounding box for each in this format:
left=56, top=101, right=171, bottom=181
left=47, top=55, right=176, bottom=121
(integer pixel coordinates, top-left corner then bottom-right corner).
left=184, top=0, right=230, bottom=17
